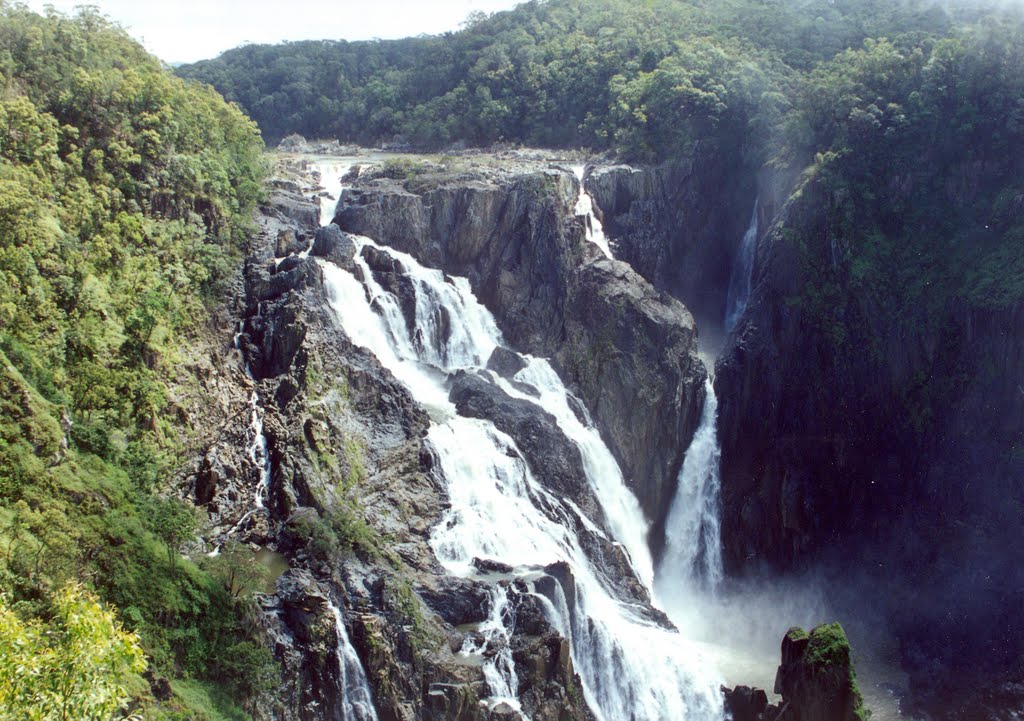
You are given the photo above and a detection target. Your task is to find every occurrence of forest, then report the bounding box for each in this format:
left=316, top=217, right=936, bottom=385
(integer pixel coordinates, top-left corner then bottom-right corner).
left=0, top=4, right=275, bottom=719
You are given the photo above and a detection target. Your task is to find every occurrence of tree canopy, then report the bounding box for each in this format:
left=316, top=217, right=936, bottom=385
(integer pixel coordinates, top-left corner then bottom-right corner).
left=0, top=4, right=274, bottom=718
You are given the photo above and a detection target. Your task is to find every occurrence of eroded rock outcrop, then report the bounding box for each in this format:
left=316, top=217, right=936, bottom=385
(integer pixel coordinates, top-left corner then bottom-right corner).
left=334, top=163, right=706, bottom=541
left=188, top=185, right=595, bottom=721
left=721, top=623, right=866, bottom=721
left=585, top=147, right=757, bottom=326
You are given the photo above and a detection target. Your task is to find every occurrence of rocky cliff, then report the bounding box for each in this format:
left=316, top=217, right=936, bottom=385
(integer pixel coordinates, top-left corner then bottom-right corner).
left=180, top=153, right=722, bottom=720
left=714, top=164, right=1024, bottom=713
left=334, top=160, right=707, bottom=550
left=584, top=147, right=757, bottom=329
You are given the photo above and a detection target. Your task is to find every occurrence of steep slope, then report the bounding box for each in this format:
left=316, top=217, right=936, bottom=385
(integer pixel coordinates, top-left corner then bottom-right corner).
left=714, top=29, right=1024, bottom=715
left=0, top=5, right=275, bottom=719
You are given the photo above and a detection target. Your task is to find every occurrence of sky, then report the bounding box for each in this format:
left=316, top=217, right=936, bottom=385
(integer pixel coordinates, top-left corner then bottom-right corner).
left=24, top=0, right=527, bottom=65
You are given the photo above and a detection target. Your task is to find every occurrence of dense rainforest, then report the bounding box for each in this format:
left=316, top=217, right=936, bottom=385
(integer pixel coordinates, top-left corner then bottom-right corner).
left=0, top=4, right=274, bottom=719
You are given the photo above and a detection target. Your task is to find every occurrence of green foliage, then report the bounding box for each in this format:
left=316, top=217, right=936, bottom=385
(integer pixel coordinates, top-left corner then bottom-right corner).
left=0, top=5, right=274, bottom=719
left=0, top=583, right=147, bottom=721
left=147, top=497, right=198, bottom=576
left=203, top=540, right=271, bottom=599
left=805, top=623, right=869, bottom=721
left=178, top=0, right=990, bottom=164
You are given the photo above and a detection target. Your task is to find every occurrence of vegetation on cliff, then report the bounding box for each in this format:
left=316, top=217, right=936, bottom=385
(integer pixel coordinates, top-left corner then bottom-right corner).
left=0, top=4, right=273, bottom=718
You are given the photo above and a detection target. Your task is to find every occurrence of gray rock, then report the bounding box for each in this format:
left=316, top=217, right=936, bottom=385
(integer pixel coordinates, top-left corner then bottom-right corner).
left=486, top=347, right=528, bottom=379
left=335, top=166, right=707, bottom=542
left=311, top=224, right=358, bottom=268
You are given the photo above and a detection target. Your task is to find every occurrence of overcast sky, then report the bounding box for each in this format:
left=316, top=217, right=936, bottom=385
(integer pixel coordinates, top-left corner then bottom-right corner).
left=25, top=0, right=526, bottom=64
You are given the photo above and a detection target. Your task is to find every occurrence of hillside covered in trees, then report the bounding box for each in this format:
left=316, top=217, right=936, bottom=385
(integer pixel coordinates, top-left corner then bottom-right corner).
left=0, top=5, right=274, bottom=719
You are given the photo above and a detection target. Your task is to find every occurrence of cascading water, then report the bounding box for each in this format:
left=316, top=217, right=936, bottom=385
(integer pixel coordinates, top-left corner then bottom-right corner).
left=311, top=159, right=358, bottom=227
left=570, top=165, right=613, bottom=260
left=724, top=199, right=759, bottom=333
left=320, top=235, right=723, bottom=720
left=227, top=318, right=272, bottom=536
left=327, top=599, right=381, bottom=721
left=655, top=378, right=723, bottom=602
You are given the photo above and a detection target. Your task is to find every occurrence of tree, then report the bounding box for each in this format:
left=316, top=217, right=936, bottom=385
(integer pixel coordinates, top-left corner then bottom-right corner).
left=206, top=540, right=270, bottom=599
left=0, top=583, right=147, bottom=721
left=147, top=497, right=197, bottom=577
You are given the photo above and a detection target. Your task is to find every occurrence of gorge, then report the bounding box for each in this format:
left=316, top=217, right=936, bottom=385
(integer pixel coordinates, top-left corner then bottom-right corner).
left=2, top=2, right=1023, bottom=721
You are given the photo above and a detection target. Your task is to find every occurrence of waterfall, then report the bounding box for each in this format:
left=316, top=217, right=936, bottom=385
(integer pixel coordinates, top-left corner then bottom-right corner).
left=724, top=199, right=759, bottom=333
left=320, top=237, right=723, bottom=720
left=655, top=378, right=724, bottom=604
left=311, top=159, right=357, bottom=227
left=327, top=599, right=381, bottom=721
left=457, top=585, right=523, bottom=710
left=224, top=319, right=272, bottom=537
left=570, top=165, right=614, bottom=260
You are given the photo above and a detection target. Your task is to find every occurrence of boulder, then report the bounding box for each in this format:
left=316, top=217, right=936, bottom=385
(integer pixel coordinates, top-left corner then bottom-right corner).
left=486, top=346, right=528, bottom=379
left=721, top=685, right=770, bottom=721
left=310, top=224, right=358, bottom=268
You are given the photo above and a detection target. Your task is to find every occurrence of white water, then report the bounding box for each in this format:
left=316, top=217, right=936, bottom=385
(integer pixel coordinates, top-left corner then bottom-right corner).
left=321, top=236, right=723, bottom=720
left=655, top=378, right=724, bottom=602
left=225, top=319, right=272, bottom=538
left=327, top=599, right=381, bottom=721
left=457, top=585, right=523, bottom=711
left=310, top=159, right=358, bottom=227
left=570, top=165, right=614, bottom=259
left=724, top=199, right=758, bottom=332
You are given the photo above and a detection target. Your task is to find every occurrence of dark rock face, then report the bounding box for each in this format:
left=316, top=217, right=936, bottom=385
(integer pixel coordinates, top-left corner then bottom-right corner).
left=311, top=223, right=358, bottom=268
left=556, top=258, right=706, bottom=554
left=270, top=185, right=321, bottom=232
left=260, top=570, right=351, bottom=720
left=335, top=167, right=706, bottom=540
left=585, top=148, right=757, bottom=326
left=714, top=168, right=1024, bottom=713
left=772, top=625, right=865, bottom=721
left=337, top=172, right=577, bottom=350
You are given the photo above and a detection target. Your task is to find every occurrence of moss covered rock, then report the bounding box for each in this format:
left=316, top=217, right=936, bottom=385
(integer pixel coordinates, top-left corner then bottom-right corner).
left=773, top=623, right=868, bottom=721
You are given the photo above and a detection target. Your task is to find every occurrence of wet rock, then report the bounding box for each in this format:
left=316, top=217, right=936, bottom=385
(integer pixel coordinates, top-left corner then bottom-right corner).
left=418, top=577, right=491, bottom=627
left=771, top=624, right=866, bottom=721
left=276, top=254, right=304, bottom=274
left=426, top=683, right=483, bottom=720
left=557, top=258, right=706, bottom=547
left=585, top=151, right=756, bottom=325
left=489, top=702, right=521, bottom=720
left=311, top=224, right=358, bottom=268
left=486, top=347, right=528, bottom=379
left=472, top=558, right=514, bottom=575
left=448, top=371, right=596, bottom=517
left=335, top=165, right=707, bottom=544
left=721, top=685, right=770, bottom=721
left=261, top=570, right=350, bottom=720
